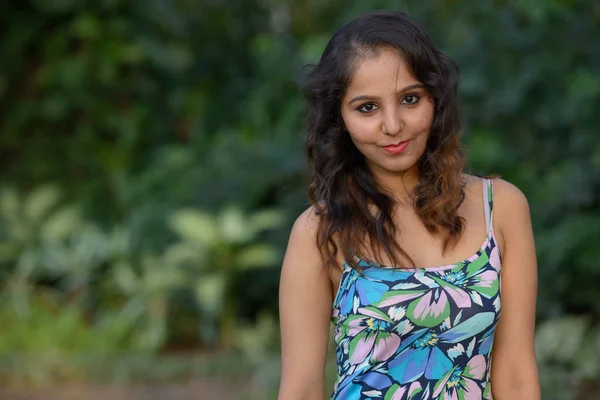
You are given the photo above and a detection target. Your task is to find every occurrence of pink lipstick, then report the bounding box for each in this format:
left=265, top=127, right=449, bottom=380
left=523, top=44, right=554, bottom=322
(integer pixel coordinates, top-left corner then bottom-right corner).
left=382, top=140, right=409, bottom=154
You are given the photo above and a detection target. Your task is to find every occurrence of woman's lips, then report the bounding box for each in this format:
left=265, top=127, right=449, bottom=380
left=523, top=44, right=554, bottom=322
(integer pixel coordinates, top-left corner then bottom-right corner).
left=382, top=140, right=409, bottom=154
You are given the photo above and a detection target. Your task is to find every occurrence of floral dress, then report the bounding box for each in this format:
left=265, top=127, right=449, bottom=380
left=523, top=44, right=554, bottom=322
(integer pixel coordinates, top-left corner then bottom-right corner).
left=331, top=178, right=501, bottom=400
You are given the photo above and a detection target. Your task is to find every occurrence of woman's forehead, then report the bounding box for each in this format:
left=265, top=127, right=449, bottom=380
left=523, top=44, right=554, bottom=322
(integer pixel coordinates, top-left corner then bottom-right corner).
left=346, top=49, right=419, bottom=96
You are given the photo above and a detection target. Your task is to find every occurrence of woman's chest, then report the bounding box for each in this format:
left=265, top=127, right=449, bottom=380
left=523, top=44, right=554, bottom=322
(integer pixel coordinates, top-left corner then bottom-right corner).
left=332, top=252, right=502, bottom=328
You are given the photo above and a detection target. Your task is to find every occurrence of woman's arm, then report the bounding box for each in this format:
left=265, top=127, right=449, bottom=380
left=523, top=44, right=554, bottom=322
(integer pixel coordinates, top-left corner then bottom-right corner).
left=491, top=179, right=541, bottom=399
left=278, top=207, right=333, bottom=400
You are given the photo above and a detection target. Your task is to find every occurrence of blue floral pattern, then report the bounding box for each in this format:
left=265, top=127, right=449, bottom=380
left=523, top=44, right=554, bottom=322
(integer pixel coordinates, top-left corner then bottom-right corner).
left=331, top=179, right=501, bottom=400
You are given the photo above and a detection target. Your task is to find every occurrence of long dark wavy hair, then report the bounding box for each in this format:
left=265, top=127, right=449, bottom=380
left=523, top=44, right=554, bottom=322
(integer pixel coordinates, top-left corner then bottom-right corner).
left=303, top=10, right=466, bottom=271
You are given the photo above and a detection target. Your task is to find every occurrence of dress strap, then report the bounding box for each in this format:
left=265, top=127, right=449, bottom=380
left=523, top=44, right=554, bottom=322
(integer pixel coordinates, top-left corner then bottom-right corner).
left=482, top=178, right=494, bottom=233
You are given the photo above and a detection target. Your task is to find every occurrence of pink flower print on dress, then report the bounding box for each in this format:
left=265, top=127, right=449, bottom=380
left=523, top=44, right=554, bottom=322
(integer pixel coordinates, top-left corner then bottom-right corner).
left=345, top=307, right=402, bottom=365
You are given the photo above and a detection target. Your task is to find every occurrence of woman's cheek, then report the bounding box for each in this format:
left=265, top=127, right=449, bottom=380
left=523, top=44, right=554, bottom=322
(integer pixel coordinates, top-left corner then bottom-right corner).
left=348, top=119, right=378, bottom=143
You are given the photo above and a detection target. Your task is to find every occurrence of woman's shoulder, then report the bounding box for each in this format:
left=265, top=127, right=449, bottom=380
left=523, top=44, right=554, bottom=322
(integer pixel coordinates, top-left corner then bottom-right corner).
left=288, top=204, right=343, bottom=270
left=281, top=205, right=330, bottom=285
left=291, top=204, right=322, bottom=238
left=462, top=174, right=529, bottom=208
left=488, top=177, right=530, bottom=210
left=484, top=177, right=532, bottom=238
left=285, top=205, right=325, bottom=265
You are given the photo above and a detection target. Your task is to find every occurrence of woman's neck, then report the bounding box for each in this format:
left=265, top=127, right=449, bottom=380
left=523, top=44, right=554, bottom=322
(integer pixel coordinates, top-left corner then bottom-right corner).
left=372, top=165, right=420, bottom=205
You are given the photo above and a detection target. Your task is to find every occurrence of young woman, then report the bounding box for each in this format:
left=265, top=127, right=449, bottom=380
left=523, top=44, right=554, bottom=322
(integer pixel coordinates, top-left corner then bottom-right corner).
left=278, top=10, right=540, bottom=400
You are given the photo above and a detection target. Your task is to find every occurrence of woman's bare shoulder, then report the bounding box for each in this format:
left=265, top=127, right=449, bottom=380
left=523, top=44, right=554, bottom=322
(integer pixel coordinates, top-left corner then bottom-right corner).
left=292, top=205, right=321, bottom=235
left=491, top=178, right=529, bottom=206
left=491, top=177, right=530, bottom=229
left=461, top=174, right=528, bottom=204
left=284, top=205, right=327, bottom=272
left=460, top=174, right=489, bottom=207
left=462, top=173, right=484, bottom=194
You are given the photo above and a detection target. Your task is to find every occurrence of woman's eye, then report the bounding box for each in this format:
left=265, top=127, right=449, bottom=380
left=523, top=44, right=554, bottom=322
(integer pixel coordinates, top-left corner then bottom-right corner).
left=357, top=103, right=378, bottom=113
left=401, top=94, right=421, bottom=105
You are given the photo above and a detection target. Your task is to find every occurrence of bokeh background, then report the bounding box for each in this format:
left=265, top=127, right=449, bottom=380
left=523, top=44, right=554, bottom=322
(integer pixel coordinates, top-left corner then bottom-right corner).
left=0, top=1, right=599, bottom=399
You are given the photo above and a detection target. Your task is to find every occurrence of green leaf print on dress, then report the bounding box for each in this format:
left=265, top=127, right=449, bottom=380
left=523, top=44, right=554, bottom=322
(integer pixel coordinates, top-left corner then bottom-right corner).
left=331, top=179, right=501, bottom=400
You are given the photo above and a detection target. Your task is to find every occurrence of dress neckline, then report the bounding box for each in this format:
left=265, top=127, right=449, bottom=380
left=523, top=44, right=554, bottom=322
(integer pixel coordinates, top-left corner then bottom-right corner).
left=342, top=229, right=495, bottom=274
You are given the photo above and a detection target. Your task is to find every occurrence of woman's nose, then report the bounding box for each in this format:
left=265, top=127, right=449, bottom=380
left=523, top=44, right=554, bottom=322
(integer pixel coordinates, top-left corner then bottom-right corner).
left=381, top=107, right=403, bottom=136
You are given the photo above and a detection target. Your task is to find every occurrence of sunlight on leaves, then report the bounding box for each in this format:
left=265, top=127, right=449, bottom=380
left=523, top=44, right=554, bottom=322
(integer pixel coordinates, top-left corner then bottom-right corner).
left=169, top=209, right=217, bottom=246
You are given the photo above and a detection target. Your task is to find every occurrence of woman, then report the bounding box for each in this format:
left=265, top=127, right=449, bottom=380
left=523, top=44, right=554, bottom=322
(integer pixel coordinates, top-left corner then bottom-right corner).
left=278, top=10, right=540, bottom=400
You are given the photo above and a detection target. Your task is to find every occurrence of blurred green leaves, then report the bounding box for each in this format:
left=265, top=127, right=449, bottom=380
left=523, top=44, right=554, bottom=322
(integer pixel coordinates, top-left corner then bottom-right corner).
left=536, top=316, right=600, bottom=400
left=168, top=206, right=284, bottom=345
left=0, top=184, right=284, bottom=353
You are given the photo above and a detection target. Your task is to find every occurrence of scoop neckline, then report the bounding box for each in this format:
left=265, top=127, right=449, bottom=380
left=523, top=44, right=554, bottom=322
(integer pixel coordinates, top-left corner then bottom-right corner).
left=343, top=230, right=494, bottom=273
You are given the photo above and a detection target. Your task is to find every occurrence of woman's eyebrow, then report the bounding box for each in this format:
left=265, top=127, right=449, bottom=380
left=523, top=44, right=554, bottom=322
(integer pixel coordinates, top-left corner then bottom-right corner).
left=348, top=83, right=425, bottom=104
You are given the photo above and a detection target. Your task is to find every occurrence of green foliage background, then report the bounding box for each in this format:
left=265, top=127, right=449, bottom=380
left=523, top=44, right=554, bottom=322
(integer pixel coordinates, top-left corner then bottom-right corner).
left=0, top=0, right=599, bottom=399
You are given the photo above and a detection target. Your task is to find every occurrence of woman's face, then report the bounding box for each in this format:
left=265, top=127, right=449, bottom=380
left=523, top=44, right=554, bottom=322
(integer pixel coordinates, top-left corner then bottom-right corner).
left=340, top=48, right=434, bottom=182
